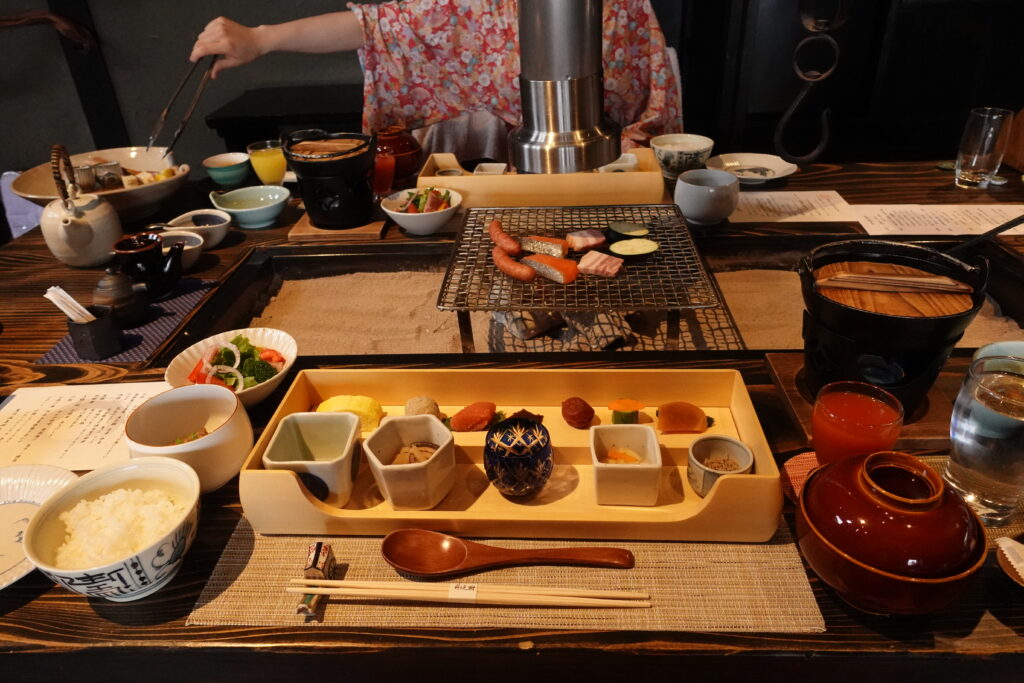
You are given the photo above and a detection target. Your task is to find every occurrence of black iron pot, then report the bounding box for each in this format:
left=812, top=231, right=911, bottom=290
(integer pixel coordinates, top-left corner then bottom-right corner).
left=282, top=130, right=375, bottom=230
left=798, top=240, right=988, bottom=416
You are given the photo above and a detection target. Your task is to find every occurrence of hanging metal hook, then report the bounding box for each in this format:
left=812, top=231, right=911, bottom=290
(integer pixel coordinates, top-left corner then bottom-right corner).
left=774, top=34, right=839, bottom=164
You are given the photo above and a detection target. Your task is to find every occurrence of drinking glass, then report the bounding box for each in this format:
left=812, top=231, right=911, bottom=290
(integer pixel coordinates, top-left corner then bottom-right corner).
left=955, top=107, right=1014, bottom=189
left=943, top=355, right=1024, bottom=526
left=812, top=381, right=904, bottom=463
left=373, top=152, right=396, bottom=200
left=247, top=140, right=287, bottom=185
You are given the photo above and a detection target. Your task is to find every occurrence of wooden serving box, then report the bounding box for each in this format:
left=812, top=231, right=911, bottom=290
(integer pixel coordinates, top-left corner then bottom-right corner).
left=415, top=148, right=666, bottom=208
left=240, top=368, right=782, bottom=541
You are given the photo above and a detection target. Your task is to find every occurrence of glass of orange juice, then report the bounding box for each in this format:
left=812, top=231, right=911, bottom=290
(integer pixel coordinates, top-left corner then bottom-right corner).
left=247, top=140, right=287, bottom=185
left=812, top=381, right=904, bottom=463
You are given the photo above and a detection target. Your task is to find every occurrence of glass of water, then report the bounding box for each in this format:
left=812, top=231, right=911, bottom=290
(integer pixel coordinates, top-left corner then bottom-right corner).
left=943, top=355, right=1024, bottom=526
left=954, top=107, right=1014, bottom=190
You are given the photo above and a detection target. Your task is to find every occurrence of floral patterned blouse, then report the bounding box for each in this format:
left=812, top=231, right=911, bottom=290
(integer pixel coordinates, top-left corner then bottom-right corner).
left=347, top=0, right=682, bottom=149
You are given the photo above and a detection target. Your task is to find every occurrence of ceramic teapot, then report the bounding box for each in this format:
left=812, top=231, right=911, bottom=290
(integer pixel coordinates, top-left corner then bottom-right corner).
left=39, top=145, right=122, bottom=267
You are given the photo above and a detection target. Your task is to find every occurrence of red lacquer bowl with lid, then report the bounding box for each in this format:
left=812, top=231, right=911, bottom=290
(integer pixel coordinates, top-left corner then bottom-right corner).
left=795, top=451, right=986, bottom=615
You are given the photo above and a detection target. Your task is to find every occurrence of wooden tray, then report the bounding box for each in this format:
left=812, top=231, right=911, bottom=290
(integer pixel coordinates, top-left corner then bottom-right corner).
left=765, top=352, right=954, bottom=449
left=287, top=211, right=387, bottom=243
left=415, top=148, right=666, bottom=207
left=239, top=368, right=782, bottom=541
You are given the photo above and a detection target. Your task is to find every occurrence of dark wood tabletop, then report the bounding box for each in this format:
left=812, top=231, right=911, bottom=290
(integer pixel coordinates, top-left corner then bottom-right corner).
left=1, top=161, right=1023, bottom=682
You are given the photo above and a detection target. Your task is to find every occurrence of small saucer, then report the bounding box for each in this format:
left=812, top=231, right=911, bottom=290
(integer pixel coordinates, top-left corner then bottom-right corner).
left=0, top=465, right=78, bottom=590
left=707, top=153, right=798, bottom=184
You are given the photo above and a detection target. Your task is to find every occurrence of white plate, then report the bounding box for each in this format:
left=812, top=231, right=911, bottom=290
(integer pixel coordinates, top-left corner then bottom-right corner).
left=706, top=153, right=798, bottom=184
left=0, top=465, right=78, bottom=590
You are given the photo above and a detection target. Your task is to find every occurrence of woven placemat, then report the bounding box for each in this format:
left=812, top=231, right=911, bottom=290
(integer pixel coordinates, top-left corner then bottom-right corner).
left=36, top=278, right=213, bottom=364
left=187, top=518, right=824, bottom=633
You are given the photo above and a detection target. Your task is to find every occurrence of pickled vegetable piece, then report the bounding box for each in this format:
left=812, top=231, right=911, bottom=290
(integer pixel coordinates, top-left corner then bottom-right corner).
left=561, top=397, right=595, bottom=429
left=449, top=401, right=497, bottom=432
left=609, top=398, right=644, bottom=424
left=602, top=447, right=643, bottom=464
left=657, top=401, right=709, bottom=433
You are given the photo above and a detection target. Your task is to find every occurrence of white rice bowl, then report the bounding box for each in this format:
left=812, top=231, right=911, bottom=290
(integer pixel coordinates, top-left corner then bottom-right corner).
left=23, top=457, right=200, bottom=602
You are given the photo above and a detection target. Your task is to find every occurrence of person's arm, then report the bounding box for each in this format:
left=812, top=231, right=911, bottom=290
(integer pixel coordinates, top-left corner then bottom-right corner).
left=189, top=12, right=363, bottom=78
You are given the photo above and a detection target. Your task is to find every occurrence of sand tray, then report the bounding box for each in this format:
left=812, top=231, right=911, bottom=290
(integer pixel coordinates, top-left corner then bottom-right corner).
left=437, top=205, right=719, bottom=312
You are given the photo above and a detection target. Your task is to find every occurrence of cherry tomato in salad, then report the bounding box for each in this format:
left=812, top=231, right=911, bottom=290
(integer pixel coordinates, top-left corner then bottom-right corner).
left=260, top=348, right=286, bottom=364
left=186, top=359, right=229, bottom=387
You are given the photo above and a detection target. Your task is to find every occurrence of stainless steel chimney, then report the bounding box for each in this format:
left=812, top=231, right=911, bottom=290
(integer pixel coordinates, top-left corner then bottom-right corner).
left=509, top=0, right=620, bottom=174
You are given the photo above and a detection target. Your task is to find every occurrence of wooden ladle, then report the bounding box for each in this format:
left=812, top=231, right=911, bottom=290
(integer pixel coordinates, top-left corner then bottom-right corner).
left=380, top=529, right=635, bottom=578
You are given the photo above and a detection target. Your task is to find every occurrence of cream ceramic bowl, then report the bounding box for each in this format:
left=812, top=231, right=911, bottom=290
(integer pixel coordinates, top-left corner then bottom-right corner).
left=590, top=424, right=662, bottom=506
left=23, top=456, right=200, bottom=602
left=163, top=327, right=298, bottom=408
left=11, top=146, right=190, bottom=221
left=158, top=229, right=203, bottom=272
left=167, top=209, right=231, bottom=248
left=380, top=188, right=462, bottom=236
left=262, top=412, right=361, bottom=506
left=363, top=414, right=455, bottom=510
left=650, top=133, right=714, bottom=180
left=125, top=384, right=254, bottom=494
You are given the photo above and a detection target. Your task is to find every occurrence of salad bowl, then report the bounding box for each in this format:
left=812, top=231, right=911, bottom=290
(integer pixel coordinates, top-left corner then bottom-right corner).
left=381, top=187, right=461, bottom=235
left=164, top=327, right=297, bottom=408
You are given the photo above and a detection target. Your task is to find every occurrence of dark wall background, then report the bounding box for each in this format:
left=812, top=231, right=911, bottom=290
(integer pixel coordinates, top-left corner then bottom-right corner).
left=2, top=0, right=1022, bottom=178
left=682, top=0, right=1024, bottom=162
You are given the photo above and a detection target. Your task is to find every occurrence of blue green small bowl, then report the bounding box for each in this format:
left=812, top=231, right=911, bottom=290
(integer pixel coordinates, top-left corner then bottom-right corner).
left=202, top=152, right=250, bottom=188
left=209, top=185, right=290, bottom=229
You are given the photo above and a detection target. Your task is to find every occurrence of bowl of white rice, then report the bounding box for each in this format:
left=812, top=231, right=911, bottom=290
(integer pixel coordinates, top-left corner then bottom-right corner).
left=22, top=457, right=200, bottom=602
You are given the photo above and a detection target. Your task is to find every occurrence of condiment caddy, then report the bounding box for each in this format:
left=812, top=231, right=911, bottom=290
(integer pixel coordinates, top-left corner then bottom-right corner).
left=239, top=368, right=782, bottom=541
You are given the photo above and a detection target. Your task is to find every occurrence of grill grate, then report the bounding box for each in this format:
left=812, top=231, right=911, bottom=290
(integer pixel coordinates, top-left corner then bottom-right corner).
left=437, top=205, right=720, bottom=312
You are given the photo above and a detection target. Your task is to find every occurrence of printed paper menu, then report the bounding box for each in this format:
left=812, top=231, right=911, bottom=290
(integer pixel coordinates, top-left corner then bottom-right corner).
left=730, top=191, right=855, bottom=222
left=854, top=204, right=1024, bottom=236
left=0, top=382, right=168, bottom=470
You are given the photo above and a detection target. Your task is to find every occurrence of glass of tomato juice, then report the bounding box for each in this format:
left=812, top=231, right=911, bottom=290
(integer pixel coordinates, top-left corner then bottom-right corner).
left=812, top=381, right=904, bottom=463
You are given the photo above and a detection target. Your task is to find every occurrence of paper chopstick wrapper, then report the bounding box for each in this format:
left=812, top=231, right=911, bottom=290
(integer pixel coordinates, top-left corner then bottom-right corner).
left=297, top=541, right=336, bottom=616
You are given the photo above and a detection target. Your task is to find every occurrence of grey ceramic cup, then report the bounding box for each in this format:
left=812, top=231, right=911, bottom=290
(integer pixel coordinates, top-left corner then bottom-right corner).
left=674, top=169, right=739, bottom=225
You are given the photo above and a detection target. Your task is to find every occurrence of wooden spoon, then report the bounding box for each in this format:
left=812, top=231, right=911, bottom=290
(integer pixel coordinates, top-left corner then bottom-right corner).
left=381, top=529, right=635, bottom=578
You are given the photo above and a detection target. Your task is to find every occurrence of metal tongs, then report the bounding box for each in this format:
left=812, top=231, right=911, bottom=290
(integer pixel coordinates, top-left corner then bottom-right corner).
left=147, top=55, right=217, bottom=157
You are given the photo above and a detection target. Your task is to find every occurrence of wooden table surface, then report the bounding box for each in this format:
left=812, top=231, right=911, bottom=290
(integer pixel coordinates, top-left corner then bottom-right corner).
left=1, top=161, right=1023, bottom=681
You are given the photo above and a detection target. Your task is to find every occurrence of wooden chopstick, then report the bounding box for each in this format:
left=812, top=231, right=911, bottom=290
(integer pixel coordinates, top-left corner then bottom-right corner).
left=815, top=272, right=973, bottom=293
left=286, top=579, right=651, bottom=608
left=291, top=578, right=649, bottom=600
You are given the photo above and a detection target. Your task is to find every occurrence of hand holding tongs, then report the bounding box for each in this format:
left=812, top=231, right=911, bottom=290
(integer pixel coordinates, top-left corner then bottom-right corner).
left=147, top=55, right=217, bottom=157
